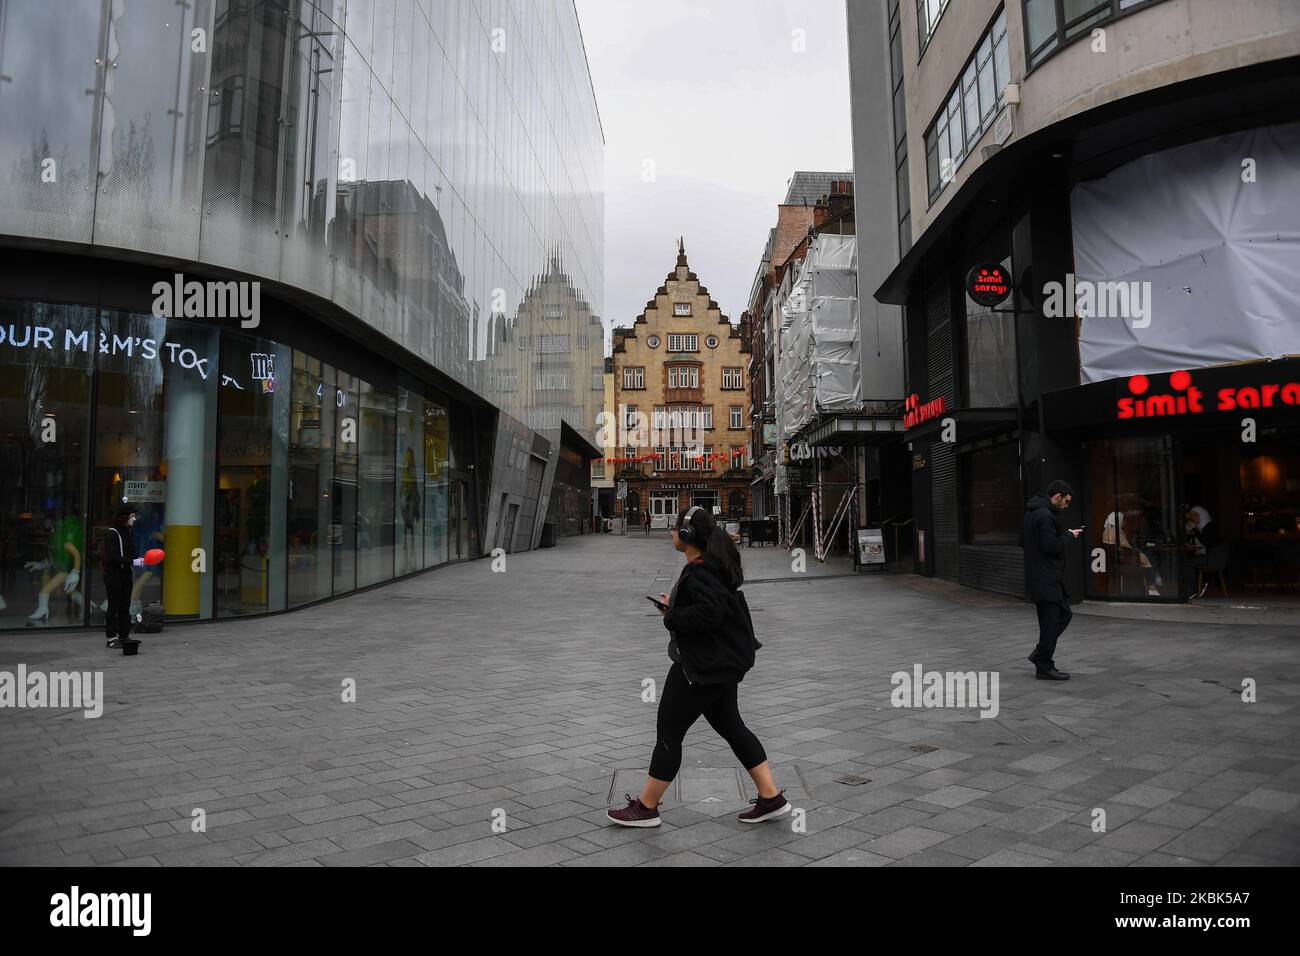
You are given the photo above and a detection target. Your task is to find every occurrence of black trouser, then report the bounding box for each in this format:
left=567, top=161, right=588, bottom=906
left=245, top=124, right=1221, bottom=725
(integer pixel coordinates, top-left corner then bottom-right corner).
left=649, top=662, right=766, bottom=781
left=1033, top=600, right=1072, bottom=668
left=104, top=573, right=133, bottom=641
left=1183, top=552, right=1208, bottom=595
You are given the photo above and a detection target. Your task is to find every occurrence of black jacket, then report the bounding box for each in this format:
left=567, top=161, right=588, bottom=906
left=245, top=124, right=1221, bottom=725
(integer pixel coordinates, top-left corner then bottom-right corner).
left=662, top=562, right=762, bottom=684
left=102, top=524, right=136, bottom=578
left=1189, top=520, right=1221, bottom=552
left=1019, top=493, right=1074, bottom=604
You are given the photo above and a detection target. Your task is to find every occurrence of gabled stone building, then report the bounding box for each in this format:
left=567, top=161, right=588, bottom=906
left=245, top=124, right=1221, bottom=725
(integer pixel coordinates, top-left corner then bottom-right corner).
left=610, top=240, right=752, bottom=527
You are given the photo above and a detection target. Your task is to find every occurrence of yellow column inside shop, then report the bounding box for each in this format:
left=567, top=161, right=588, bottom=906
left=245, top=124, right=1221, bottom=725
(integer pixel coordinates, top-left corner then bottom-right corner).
left=162, top=372, right=205, bottom=615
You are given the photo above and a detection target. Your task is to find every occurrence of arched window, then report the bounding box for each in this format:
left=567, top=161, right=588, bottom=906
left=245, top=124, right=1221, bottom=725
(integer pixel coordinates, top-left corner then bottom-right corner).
left=728, top=491, right=746, bottom=517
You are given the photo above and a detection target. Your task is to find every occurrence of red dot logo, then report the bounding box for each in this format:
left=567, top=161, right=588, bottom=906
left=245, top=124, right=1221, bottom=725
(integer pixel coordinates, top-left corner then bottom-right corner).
left=1170, top=370, right=1191, bottom=391
left=1128, top=374, right=1149, bottom=396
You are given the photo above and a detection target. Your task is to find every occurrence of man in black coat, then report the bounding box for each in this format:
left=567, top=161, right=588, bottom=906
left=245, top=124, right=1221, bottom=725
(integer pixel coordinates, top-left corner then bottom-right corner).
left=1019, top=480, right=1082, bottom=680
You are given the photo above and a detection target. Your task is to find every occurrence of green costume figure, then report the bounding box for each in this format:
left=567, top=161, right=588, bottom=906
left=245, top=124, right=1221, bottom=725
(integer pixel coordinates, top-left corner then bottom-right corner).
left=26, top=513, right=83, bottom=624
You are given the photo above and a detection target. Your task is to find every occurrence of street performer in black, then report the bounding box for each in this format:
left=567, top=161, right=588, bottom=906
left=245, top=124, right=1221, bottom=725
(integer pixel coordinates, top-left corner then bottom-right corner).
left=103, top=504, right=144, bottom=648
left=1020, top=480, right=1083, bottom=681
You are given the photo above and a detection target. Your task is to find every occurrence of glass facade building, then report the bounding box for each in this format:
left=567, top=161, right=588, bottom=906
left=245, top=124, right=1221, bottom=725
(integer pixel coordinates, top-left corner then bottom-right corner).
left=0, top=0, right=603, bottom=630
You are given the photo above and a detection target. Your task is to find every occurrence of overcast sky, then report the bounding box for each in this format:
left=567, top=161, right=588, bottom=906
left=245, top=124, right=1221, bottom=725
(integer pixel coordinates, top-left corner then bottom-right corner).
left=573, top=0, right=853, bottom=341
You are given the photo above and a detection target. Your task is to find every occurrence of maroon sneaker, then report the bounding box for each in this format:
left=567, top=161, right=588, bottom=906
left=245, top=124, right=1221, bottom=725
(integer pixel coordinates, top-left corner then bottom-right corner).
left=738, top=791, right=790, bottom=824
left=606, top=793, right=662, bottom=827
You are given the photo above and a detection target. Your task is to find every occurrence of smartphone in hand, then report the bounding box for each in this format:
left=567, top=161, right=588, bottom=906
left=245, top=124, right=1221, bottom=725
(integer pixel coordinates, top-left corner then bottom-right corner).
left=646, top=595, right=667, bottom=611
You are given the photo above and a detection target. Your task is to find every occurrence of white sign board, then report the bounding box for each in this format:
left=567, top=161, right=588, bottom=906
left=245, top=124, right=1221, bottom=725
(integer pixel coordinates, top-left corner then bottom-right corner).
left=617, top=480, right=628, bottom=499
left=857, top=527, right=885, bottom=566
left=123, top=480, right=166, bottom=503
left=994, top=106, right=1014, bottom=146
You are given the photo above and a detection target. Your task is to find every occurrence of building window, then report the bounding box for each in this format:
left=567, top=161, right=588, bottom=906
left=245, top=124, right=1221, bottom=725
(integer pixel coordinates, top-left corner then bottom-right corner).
left=964, top=440, right=1022, bottom=545
left=667, top=365, right=699, bottom=389
left=667, top=333, right=698, bottom=352
left=658, top=404, right=708, bottom=430
left=722, top=367, right=743, bottom=390
left=966, top=255, right=1018, bottom=407
left=1024, top=0, right=1163, bottom=69
left=923, top=8, right=1009, bottom=202
left=592, top=366, right=604, bottom=391
left=622, top=366, right=644, bottom=389
left=1037, top=0, right=1166, bottom=67
left=624, top=404, right=638, bottom=429
left=673, top=303, right=692, bottom=316
left=535, top=369, right=568, bottom=390
left=537, top=334, right=569, bottom=353
left=591, top=459, right=606, bottom=479
left=729, top=405, right=743, bottom=429
left=493, top=368, right=518, bottom=392
left=917, top=0, right=952, bottom=55
left=706, top=334, right=719, bottom=349
left=731, top=445, right=746, bottom=470
left=890, top=0, right=912, bottom=255
left=542, top=303, right=564, bottom=320
left=647, top=334, right=661, bottom=348
left=728, top=490, right=747, bottom=516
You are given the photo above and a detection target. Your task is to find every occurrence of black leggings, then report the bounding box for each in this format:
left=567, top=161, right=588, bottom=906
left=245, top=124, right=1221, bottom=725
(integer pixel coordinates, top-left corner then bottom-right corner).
left=649, top=662, right=767, bottom=781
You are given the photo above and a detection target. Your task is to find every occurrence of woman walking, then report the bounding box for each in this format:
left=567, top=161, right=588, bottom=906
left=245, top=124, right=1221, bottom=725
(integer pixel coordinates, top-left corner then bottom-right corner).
left=607, top=506, right=788, bottom=827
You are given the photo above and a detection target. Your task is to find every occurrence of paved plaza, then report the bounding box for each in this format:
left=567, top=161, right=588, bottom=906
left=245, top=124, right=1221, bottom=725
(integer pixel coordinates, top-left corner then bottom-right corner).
left=1, top=533, right=1298, bottom=867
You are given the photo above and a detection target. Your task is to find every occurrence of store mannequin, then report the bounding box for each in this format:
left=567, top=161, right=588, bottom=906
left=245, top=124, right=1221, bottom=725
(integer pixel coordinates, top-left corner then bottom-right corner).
left=26, top=511, right=83, bottom=623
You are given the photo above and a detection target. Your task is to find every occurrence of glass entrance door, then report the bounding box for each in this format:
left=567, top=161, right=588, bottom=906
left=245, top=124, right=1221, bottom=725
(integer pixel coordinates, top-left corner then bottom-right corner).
left=650, top=494, right=677, bottom=529
left=690, top=491, right=719, bottom=513
left=1086, top=436, right=1180, bottom=599
left=448, top=480, right=466, bottom=561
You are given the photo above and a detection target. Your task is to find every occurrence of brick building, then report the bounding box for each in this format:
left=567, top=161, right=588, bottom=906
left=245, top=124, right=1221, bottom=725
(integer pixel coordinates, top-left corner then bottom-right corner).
left=744, top=173, right=855, bottom=520
left=610, top=240, right=752, bottom=528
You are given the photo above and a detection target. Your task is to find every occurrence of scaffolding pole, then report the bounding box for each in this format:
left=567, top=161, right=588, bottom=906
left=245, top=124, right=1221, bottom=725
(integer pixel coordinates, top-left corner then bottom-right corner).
left=783, top=497, right=811, bottom=550
left=802, top=448, right=861, bottom=563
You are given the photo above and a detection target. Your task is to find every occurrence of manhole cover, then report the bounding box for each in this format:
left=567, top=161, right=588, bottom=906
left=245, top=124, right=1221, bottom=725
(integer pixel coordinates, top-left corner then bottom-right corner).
left=834, top=775, right=871, bottom=786
left=909, top=744, right=940, bottom=753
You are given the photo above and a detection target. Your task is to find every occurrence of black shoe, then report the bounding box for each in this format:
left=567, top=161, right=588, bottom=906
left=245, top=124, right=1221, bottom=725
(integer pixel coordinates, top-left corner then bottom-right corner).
left=1036, top=668, right=1070, bottom=680
left=1028, top=648, right=1043, bottom=667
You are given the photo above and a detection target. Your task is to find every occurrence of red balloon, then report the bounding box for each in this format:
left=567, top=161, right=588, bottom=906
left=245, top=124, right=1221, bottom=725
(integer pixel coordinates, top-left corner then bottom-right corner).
left=143, top=548, right=165, bottom=566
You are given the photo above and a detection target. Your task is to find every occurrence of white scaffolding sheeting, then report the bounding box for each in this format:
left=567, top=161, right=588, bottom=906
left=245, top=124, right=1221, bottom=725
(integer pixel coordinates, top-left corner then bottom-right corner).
left=776, top=233, right=862, bottom=452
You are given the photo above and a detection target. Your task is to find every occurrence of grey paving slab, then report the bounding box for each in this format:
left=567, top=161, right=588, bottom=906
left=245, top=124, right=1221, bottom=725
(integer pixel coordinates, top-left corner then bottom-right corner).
left=1, top=534, right=1297, bottom=866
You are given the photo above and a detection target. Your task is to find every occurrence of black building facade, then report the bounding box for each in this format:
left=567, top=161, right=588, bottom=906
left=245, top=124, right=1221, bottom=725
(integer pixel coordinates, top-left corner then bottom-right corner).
left=879, top=55, right=1300, bottom=604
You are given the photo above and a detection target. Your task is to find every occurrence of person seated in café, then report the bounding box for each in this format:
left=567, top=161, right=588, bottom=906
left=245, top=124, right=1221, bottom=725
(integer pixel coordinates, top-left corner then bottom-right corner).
left=1183, top=505, right=1223, bottom=596
left=1103, top=511, right=1160, bottom=596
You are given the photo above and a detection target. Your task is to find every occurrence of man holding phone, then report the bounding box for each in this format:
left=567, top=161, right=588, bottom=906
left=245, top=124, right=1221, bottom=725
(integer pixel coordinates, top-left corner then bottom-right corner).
left=1020, top=481, right=1083, bottom=680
